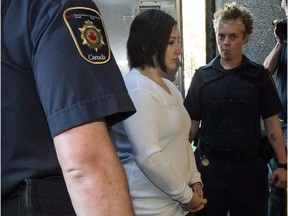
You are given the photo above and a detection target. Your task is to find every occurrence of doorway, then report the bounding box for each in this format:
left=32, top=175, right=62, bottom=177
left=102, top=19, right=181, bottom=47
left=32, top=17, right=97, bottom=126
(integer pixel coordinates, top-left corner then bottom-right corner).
left=182, top=0, right=206, bottom=95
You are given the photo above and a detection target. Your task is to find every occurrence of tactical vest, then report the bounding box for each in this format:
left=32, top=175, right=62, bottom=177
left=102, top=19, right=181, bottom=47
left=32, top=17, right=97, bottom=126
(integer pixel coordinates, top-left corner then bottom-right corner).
left=199, top=65, right=264, bottom=150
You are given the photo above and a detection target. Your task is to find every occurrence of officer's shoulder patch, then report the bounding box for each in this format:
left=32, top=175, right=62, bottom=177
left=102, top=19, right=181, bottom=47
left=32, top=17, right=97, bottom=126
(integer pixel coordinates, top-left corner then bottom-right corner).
left=63, top=7, right=110, bottom=64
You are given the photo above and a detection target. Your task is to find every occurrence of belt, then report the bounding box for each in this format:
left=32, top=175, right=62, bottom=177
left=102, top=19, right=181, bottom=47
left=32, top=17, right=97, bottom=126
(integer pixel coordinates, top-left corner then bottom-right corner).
left=198, top=141, right=261, bottom=161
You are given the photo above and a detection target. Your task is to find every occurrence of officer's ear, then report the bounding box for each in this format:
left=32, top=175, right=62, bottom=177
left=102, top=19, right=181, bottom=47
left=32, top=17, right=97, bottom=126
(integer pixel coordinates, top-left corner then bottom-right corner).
left=243, top=32, right=249, bottom=44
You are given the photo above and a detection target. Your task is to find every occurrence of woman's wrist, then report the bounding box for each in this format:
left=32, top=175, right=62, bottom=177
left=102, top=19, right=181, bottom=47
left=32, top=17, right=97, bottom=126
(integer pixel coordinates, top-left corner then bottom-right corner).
left=190, top=182, right=202, bottom=188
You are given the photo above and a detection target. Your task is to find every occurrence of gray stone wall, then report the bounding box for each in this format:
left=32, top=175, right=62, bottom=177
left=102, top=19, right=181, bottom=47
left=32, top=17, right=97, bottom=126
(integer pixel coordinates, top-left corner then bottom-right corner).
left=214, top=0, right=285, bottom=64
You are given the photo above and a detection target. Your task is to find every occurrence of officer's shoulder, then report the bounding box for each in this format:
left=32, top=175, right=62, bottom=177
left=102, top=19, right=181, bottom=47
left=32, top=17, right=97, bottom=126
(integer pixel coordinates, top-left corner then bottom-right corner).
left=194, top=61, right=214, bottom=76
left=244, top=58, right=268, bottom=77
left=195, top=58, right=223, bottom=83
left=240, top=57, right=269, bottom=83
left=54, top=0, right=97, bottom=7
left=248, top=60, right=265, bottom=70
left=243, top=55, right=266, bottom=71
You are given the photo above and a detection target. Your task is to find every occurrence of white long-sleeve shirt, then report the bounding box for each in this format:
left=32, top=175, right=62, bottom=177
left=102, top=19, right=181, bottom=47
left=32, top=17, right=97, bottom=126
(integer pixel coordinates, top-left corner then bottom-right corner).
left=112, top=68, right=201, bottom=216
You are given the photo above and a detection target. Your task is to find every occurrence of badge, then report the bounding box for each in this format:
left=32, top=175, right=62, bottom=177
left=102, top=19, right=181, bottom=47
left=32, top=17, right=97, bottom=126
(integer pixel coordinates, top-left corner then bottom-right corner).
left=63, top=7, right=110, bottom=64
left=78, top=20, right=106, bottom=52
left=201, top=155, right=209, bottom=166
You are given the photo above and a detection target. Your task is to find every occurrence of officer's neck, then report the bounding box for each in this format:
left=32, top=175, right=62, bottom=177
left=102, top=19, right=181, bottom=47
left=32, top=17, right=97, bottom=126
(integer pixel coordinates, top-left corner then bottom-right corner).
left=220, top=56, right=242, bottom=70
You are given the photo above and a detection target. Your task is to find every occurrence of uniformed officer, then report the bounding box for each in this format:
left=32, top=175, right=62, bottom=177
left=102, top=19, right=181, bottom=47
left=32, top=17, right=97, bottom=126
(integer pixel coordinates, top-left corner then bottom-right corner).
left=1, top=0, right=136, bottom=215
left=184, top=2, right=287, bottom=216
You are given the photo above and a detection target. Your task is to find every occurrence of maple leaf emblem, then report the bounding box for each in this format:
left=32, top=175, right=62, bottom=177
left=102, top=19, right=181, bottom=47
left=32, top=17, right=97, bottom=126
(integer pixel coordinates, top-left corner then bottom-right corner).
left=78, top=20, right=105, bottom=51
left=88, top=32, right=98, bottom=41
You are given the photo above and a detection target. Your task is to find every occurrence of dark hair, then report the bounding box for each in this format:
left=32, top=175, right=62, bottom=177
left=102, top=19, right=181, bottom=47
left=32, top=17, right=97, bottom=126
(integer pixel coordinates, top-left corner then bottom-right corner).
left=127, top=9, right=177, bottom=72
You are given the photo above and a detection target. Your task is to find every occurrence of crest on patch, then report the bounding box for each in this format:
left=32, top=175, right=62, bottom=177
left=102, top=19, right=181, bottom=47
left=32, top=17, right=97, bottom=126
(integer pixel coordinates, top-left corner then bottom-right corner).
left=63, top=7, right=110, bottom=64
left=79, top=20, right=105, bottom=52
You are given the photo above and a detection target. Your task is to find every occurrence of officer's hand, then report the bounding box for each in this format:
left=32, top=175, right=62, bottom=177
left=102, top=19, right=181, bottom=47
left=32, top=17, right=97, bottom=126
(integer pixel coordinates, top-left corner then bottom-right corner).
left=269, top=167, right=287, bottom=188
left=273, top=19, right=281, bottom=40
left=182, top=193, right=207, bottom=213
left=272, top=19, right=287, bottom=43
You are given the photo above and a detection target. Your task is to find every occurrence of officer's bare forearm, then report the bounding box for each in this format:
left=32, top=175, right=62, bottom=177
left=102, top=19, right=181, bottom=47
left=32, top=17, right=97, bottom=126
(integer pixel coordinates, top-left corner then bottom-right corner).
left=54, top=121, right=135, bottom=216
left=264, top=115, right=287, bottom=164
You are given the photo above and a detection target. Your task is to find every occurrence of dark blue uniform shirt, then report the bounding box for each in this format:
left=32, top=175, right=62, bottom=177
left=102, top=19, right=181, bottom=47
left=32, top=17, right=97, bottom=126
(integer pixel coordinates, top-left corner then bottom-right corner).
left=184, top=55, right=282, bottom=150
left=1, top=0, right=136, bottom=197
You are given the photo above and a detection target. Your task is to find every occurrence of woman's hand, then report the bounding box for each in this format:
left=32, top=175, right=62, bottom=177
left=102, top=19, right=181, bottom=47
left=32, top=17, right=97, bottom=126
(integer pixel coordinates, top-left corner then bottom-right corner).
left=192, top=183, right=203, bottom=198
left=182, top=186, right=207, bottom=213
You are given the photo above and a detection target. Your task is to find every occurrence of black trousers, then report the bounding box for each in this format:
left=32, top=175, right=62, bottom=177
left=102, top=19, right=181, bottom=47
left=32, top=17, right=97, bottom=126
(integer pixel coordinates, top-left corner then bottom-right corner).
left=194, top=148, right=269, bottom=216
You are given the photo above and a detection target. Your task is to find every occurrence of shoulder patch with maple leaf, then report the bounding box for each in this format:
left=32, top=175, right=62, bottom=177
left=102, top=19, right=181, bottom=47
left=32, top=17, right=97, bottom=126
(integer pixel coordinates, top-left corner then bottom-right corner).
left=63, top=7, right=110, bottom=64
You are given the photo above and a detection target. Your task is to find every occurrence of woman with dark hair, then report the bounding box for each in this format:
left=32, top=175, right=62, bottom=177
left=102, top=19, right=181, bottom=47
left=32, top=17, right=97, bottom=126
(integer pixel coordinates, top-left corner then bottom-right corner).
left=112, top=9, right=207, bottom=216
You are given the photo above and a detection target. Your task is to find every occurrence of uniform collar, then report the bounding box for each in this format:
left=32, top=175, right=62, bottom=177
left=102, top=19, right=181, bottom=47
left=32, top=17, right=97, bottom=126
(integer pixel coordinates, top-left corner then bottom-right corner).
left=203, top=55, right=257, bottom=69
left=200, top=55, right=261, bottom=83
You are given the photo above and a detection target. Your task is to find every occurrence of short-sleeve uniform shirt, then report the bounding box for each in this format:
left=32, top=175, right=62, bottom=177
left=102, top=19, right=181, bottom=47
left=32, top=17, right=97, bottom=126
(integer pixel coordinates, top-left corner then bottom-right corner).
left=1, top=0, right=135, bottom=197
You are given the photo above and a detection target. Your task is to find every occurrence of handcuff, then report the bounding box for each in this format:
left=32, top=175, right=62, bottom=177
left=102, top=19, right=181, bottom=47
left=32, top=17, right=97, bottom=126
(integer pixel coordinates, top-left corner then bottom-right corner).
left=278, top=163, right=287, bottom=170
